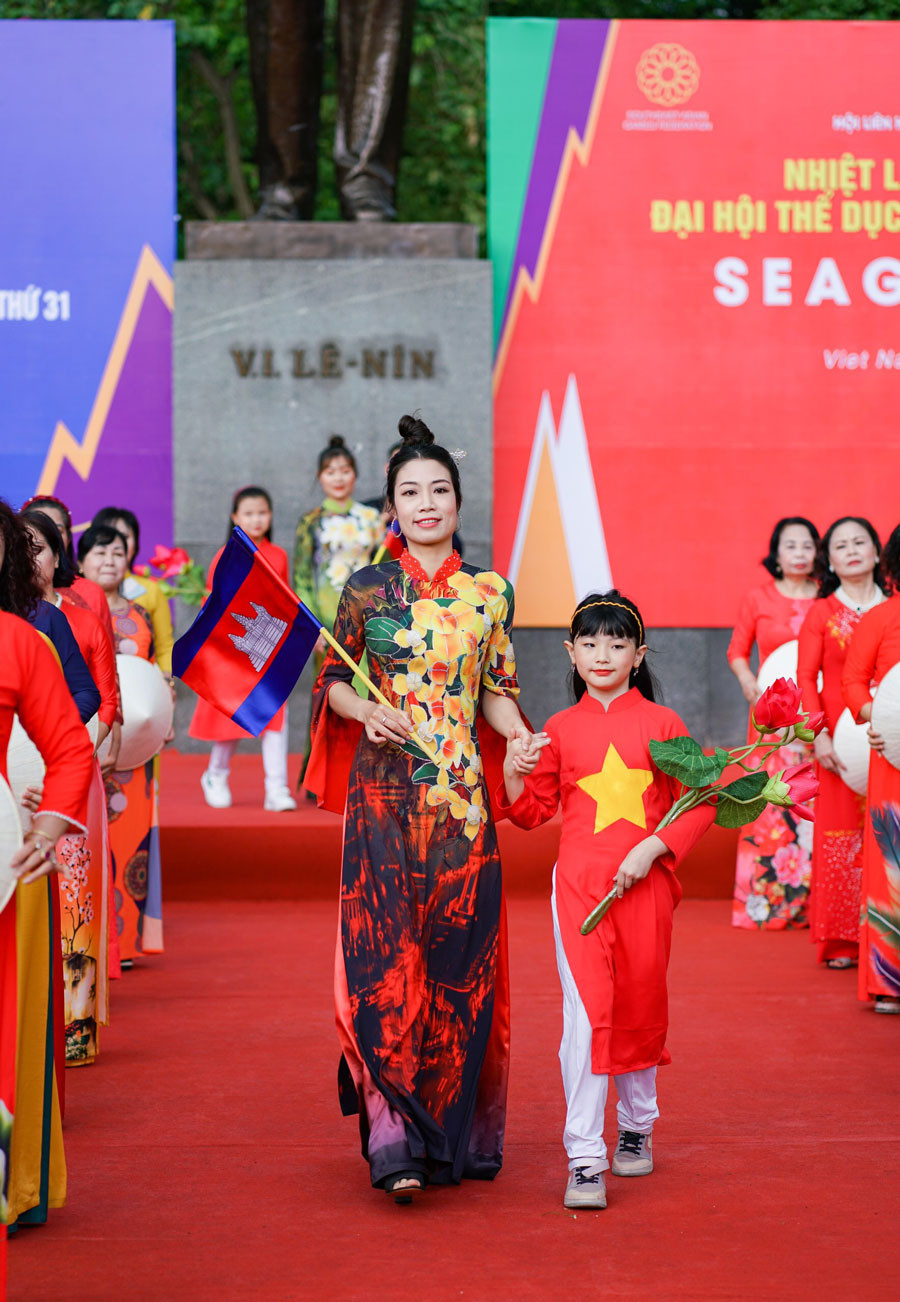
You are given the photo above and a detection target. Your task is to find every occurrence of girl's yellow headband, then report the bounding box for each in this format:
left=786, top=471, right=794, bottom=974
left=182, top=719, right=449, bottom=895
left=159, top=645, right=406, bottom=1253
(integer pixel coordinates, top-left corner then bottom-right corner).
left=571, top=600, right=644, bottom=643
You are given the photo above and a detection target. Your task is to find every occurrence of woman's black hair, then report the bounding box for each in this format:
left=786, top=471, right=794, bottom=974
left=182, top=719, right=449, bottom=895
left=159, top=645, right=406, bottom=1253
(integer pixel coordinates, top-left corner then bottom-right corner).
left=568, top=589, right=658, bottom=703
left=318, top=434, right=357, bottom=476
left=385, top=414, right=462, bottom=509
left=814, top=516, right=883, bottom=597
left=77, top=523, right=128, bottom=563
left=230, top=485, right=273, bottom=542
left=92, top=506, right=141, bottom=556
left=22, top=494, right=75, bottom=564
left=880, top=524, right=900, bottom=593
left=761, top=517, right=819, bottom=578
left=0, top=498, right=44, bottom=618
left=21, top=509, right=75, bottom=588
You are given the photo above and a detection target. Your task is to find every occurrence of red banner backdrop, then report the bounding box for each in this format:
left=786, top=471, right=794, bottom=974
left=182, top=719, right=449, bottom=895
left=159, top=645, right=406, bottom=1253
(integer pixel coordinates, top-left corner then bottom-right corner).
left=492, top=20, right=900, bottom=627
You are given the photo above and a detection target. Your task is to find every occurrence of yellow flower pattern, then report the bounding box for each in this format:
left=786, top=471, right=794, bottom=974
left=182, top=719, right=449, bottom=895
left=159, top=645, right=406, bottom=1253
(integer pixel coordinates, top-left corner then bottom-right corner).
left=354, top=562, right=519, bottom=837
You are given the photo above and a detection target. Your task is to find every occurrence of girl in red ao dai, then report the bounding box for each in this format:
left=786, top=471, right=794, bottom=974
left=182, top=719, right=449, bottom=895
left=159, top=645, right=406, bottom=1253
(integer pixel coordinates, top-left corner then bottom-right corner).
left=189, top=486, right=296, bottom=812
left=497, top=593, right=713, bottom=1211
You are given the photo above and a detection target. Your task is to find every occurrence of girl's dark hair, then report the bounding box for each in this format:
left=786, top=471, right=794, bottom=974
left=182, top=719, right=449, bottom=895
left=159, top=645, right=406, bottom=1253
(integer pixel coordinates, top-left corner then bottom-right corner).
left=22, top=494, right=75, bottom=563
left=881, top=524, right=900, bottom=593
left=318, top=434, right=357, bottom=476
left=21, top=509, right=75, bottom=588
left=761, top=517, right=819, bottom=578
left=92, top=506, right=141, bottom=556
left=385, top=414, right=462, bottom=509
left=77, top=523, right=128, bottom=563
left=815, top=516, right=883, bottom=597
left=230, top=485, right=273, bottom=541
left=568, top=589, right=658, bottom=703
left=0, top=498, right=44, bottom=618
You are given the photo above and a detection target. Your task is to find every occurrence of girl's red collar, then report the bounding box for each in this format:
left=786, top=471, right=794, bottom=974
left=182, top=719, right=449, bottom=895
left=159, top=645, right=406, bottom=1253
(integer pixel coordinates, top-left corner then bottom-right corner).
left=400, top=549, right=462, bottom=587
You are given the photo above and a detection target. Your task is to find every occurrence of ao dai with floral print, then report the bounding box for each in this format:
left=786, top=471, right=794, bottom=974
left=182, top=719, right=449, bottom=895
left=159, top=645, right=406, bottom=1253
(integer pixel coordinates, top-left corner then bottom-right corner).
left=311, top=553, right=519, bottom=1187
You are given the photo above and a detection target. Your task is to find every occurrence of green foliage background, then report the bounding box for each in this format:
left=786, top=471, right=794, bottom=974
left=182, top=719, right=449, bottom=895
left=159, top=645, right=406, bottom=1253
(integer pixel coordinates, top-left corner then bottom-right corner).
left=5, top=1, right=900, bottom=236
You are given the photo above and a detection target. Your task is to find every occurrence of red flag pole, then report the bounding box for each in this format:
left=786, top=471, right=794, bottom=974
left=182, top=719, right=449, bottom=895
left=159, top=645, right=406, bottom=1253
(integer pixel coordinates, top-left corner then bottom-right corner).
left=247, top=533, right=441, bottom=766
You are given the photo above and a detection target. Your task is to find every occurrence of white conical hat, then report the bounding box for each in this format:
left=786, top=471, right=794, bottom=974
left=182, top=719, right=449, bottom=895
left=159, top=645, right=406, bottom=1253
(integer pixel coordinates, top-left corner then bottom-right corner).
left=757, top=640, right=798, bottom=692
left=0, top=774, right=23, bottom=915
left=832, top=707, right=871, bottom=795
left=8, top=713, right=99, bottom=835
left=871, top=662, right=900, bottom=774
left=96, top=655, right=173, bottom=771
left=756, top=638, right=822, bottom=695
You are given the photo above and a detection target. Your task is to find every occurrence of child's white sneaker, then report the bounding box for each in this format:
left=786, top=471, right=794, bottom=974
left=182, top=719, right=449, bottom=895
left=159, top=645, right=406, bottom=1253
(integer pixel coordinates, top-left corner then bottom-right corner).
left=201, top=769, right=232, bottom=809
left=563, top=1163, right=607, bottom=1209
left=611, top=1130, right=653, bottom=1176
left=263, top=786, right=297, bottom=812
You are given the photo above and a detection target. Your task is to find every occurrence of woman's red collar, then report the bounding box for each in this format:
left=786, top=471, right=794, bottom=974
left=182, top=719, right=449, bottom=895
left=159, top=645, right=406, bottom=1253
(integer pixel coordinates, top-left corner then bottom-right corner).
left=400, top=549, right=462, bottom=587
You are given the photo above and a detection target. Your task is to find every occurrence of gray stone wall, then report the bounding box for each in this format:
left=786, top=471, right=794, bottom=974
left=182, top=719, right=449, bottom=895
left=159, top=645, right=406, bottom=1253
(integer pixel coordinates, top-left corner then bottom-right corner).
left=173, top=257, right=494, bottom=752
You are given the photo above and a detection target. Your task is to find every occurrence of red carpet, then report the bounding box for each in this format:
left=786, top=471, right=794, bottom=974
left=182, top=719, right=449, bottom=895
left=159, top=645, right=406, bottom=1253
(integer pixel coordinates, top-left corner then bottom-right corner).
left=160, top=752, right=739, bottom=900
left=8, top=899, right=897, bottom=1300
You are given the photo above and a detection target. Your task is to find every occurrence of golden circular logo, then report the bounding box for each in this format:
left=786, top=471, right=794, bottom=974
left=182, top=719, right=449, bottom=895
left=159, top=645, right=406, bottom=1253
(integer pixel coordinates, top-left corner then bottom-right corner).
left=636, top=43, right=700, bottom=107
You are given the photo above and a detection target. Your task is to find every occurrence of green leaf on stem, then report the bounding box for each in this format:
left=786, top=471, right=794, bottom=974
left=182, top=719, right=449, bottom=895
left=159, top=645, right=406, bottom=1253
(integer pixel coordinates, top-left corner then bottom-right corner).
left=718, top=771, right=769, bottom=801
left=649, top=736, right=726, bottom=788
left=365, top=617, right=405, bottom=656
left=715, top=794, right=768, bottom=828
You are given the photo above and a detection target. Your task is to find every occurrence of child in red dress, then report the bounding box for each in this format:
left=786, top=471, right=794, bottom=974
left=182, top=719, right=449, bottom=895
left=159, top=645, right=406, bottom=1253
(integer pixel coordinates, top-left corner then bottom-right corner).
left=497, top=591, right=713, bottom=1210
left=189, top=486, right=296, bottom=811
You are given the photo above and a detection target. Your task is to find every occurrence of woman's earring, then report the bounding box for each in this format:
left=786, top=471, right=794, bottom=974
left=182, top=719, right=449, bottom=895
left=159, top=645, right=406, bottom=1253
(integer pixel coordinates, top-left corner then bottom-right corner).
left=774, top=563, right=784, bottom=578
left=390, top=519, right=402, bottom=538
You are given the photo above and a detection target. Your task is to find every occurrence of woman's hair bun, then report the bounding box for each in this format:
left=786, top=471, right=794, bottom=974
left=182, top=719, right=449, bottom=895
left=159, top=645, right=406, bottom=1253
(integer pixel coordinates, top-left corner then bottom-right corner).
left=398, top=413, right=434, bottom=446
left=326, top=434, right=347, bottom=450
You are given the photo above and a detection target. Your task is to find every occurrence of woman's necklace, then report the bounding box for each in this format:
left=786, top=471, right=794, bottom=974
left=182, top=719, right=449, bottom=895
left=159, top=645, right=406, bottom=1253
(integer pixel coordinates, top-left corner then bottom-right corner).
left=834, top=583, right=883, bottom=615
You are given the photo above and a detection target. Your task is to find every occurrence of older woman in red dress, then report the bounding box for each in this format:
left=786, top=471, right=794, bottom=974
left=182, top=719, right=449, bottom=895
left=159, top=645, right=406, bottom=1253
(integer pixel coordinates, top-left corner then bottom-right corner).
left=728, top=517, right=819, bottom=929
left=842, top=523, right=900, bottom=1013
left=798, top=518, right=884, bottom=968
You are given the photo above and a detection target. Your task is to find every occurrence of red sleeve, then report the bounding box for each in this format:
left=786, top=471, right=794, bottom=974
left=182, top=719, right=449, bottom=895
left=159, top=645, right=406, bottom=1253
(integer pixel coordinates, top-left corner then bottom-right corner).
left=727, top=590, right=758, bottom=663
left=492, top=725, right=561, bottom=829
left=653, top=713, right=716, bottom=868
left=842, top=607, right=879, bottom=721
left=797, top=601, right=825, bottom=718
left=87, top=615, right=119, bottom=728
left=11, top=620, right=93, bottom=830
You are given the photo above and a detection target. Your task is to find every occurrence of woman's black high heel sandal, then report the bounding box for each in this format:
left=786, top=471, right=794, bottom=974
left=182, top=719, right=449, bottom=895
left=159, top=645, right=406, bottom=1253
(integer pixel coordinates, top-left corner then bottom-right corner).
left=383, top=1171, right=425, bottom=1204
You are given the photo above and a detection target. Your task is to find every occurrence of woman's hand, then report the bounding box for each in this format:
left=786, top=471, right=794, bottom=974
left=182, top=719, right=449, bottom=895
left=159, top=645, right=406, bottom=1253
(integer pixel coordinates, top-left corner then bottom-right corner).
left=614, top=835, right=667, bottom=899
left=740, top=675, right=761, bottom=705
left=314, top=632, right=327, bottom=657
left=20, top=784, right=43, bottom=816
left=504, top=727, right=549, bottom=779
left=362, top=700, right=414, bottom=748
left=814, top=731, right=846, bottom=774
left=868, top=724, right=886, bottom=753
left=100, top=721, right=121, bottom=777
left=10, top=818, right=69, bottom=885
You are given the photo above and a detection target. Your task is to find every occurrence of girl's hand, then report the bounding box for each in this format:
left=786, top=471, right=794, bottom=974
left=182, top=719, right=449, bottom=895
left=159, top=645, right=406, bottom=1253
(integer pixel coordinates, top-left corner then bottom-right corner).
left=867, top=724, right=886, bottom=753
left=21, top=784, right=43, bottom=816
left=814, top=731, right=846, bottom=774
left=505, top=727, right=549, bottom=778
left=614, top=835, right=666, bottom=899
left=362, top=701, right=413, bottom=748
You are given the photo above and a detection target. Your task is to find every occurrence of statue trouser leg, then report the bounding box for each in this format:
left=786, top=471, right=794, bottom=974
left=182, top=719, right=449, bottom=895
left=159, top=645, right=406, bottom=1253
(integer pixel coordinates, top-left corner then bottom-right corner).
left=335, top=0, right=416, bottom=220
left=246, top=0, right=325, bottom=218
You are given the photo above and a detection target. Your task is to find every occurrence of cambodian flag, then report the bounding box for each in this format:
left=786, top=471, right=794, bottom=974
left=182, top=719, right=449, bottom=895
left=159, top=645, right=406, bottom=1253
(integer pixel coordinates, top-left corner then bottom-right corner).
left=172, top=527, right=321, bottom=736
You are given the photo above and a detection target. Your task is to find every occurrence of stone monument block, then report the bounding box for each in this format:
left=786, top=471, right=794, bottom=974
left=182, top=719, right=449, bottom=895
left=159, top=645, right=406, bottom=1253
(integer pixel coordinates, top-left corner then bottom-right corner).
left=173, top=256, right=493, bottom=752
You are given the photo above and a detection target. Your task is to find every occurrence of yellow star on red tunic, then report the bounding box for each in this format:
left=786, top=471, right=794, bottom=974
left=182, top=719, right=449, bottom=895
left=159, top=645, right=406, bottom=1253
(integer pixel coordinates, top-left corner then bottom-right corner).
left=576, top=744, right=653, bottom=835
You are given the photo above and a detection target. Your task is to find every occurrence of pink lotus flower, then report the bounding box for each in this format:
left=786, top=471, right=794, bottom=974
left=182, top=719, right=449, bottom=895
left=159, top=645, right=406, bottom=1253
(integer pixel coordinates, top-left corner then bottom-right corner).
left=761, top=762, right=819, bottom=821
left=148, top=544, right=191, bottom=579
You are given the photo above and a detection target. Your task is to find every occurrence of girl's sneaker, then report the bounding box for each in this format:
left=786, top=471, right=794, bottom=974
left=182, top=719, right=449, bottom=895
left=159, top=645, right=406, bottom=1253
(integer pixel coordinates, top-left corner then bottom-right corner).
left=563, top=1163, right=607, bottom=1209
left=201, top=769, right=232, bottom=809
left=611, top=1131, right=653, bottom=1176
